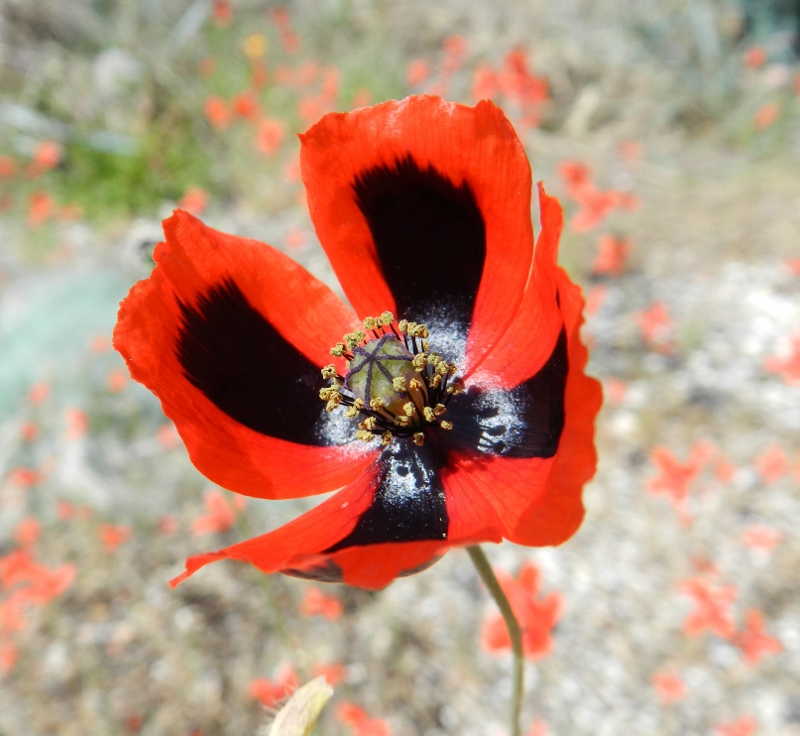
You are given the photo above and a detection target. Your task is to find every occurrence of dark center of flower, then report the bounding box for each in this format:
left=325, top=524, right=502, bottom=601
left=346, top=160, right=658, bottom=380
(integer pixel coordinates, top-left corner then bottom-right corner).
left=319, top=311, right=463, bottom=446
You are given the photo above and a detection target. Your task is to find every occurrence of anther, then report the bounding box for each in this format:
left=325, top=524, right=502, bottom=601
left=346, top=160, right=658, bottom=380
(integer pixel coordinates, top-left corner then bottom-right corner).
left=412, top=432, right=425, bottom=446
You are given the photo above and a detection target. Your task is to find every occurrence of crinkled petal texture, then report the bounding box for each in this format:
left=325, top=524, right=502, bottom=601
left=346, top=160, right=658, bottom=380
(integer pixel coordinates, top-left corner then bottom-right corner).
left=116, top=97, right=600, bottom=591
left=300, top=95, right=537, bottom=370
left=168, top=185, right=601, bottom=590
left=113, top=210, right=377, bottom=501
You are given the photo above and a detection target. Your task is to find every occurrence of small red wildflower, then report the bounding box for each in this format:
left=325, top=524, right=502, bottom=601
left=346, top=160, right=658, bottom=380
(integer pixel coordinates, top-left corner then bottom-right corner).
left=65, top=407, right=88, bottom=439
left=764, top=334, right=800, bottom=384
left=300, top=586, right=343, bottom=619
left=636, top=301, right=675, bottom=353
left=352, top=88, right=372, bottom=108
left=249, top=662, right=298, bottom=708
left=583, top=285, right=607, bottom=317
left=28, top=382, right=50, bottom=403
left=651, top=668, right=687, bottom=705
left=157, top=423, right=179, bottom=450
left=190, top=489, right=237, bottom=535
left=14, top=518, right=40, bottom=548
left=21, top=421, right=39, bottom=442
left=525, top=720, right=548, bottom=736
left=233, top=92, right=259, bottom=119
left=114, top=96, right=601, bottom=590
left=0, top=156, right=15, bottom=178
left=211, top=0, right=231, bottom=27
left=735, top=609, right=782, bottom=664
left=203, top=97, right=231, bottom=130
left=108, top=368, right=128, bottom=393
left=336, top=702, right=392, bottom=736
left=160, top=515, right=179, bottom=535
left=5, top=467, right=42, bottom=489
left=753, top=102, right=780, bottom=130
left=715, top=716, right=757, bottom=736
left=679, top=576, right=737, bottom=639
left=741, top=524, right=783, bottom=551
left=480, top=561, right=563, bottom=660
left=406, top=59, right=430, bottom=87
left=28, top=192, right=54, bottom=227
left=646, top=444, right=708, bottom=519
left=743, top=46, right=767, bottom=69
left=32, top=140, right=63, bottom=172
left=99, top=524, right=132, bottom=552
left=312, top=661, right=345, bottom=685
left=591, top=234, right=631, bottom=277
left=472, top=66, right=500, bottom=100
left=753, top=445, right=786, bottom=484
left=178, top=188, right=209, bottom=216
left=255, top=117, right=284, bottom=156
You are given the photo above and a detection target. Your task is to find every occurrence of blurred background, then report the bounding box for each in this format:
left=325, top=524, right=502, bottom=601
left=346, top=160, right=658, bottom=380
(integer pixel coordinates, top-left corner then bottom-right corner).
left=0, top=1, right=799, bottom=734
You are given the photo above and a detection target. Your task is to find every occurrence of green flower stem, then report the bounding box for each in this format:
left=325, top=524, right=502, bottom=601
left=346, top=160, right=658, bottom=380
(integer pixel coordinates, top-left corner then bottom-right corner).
left=467, top=545, right=524, bottom=736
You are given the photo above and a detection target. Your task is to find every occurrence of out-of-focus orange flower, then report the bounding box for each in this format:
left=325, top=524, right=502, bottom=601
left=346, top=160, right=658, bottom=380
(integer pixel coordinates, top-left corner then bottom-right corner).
left=65, top=408, right=88, bottom=439
left=743, top=46, right=767, bottom=69
left=499, top=48, right=548, bottom=117
left=592, top=234, right=631, bottom=277
left=249, top=662, right=298, bottom=708
left=255, top=117, right=284, bottom=156
left=636, top=301, right=674, bottom=351
left=406, top=59, right=430, bottom=87
left=320, top=68, right=340, bottom=105
left=90, top=335, right=110, bottom=352
left=233, top=92, right=259, bottom=119
left=618, top=140, right=642, bottom=162
left=20, top=421, right=39, bottom=443
left=5, top=467, right=42, bottom=489
left=741, top=524, right=783, bottom=551
left=525, top=720, right=548, bottom=736
left=651, top=669, right=687, bottom=704
left=178, top=188, right=209, bottom=216
left=351, top=88, right=372, bottom=108
left=753, top=102, right=779, bottom=130
left=190, top=489, right=237, bottom=535
left=735, top=609, right=782, bottom=664
left=107, top=369, right=128, bottom=393
left=33, top=141, right=63, bottom=172
left=481, top=561, right=563, bottom=660
left=28, top=192, right=54, bottom=227
left=583, top=284, right=607, bottom=317
left=713, top=455, right=736, bottom=483
left=764, top=335, right=800, bottom=385
left=99, top=524, right=131, bottom=552
left=679, top=576, right=737, bottom=639
left=242, top=34, right=267, bottom=59
left=299, top=97, right=322, bottom=126
left=603, top=377, right=628, bottom=405
left=336, top=702, right=392, bottom=736
left=312, top=661, right=345, bottom=685
left=0, top=156, right=15, bottom=178
left=284, top=227, right=306, bottom=250
left=14, top=518, right=40, bottom=548
left=300, top=586, right=343, bottom=619
left=28, top=382, right=50, bottom=403
left=157, top=423, right=180, bottom=450
left=0, top=642, right=17, bottom=674
left=204, top=97, right=231, bottom=130
left=715, top=716, right=757, bottom=736
left=441, top=35, right=467, bottom=76
left=647, top=443, right=709, bottom=519
left=754, top=445, right=786, bottom=484
left=282, top=158, right=301, bottom=182
left=472, top=66, right=499, bottom=100
left=211, top=0, right=231, bottom=27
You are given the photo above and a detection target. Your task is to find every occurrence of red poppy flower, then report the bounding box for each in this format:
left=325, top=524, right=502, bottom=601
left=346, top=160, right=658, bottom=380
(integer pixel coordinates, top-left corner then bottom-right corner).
left=113, top=95, right=601, bottom=590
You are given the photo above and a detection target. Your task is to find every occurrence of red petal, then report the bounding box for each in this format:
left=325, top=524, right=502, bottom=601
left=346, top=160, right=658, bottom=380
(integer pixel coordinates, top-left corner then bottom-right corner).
left=443, top=254, right=601, bottom=546
left=467, top=184, right=564, bottom=387
left=170, top=461, right=449, bottom=590
left=300, top=95, right=534, bottom=351
left=114, top=209, right=376, bottom=500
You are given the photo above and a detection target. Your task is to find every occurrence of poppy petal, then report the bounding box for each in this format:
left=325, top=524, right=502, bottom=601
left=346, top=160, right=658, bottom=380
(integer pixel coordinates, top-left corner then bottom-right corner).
left=442, top=264, right=601, bottom=546
left=300, top=95, right=534, bottom=357
left=114, top=209, right=376, bottom=500
left=466, top=184, right=564, bottom=387
left=170, top=446, right=454, bottom=590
